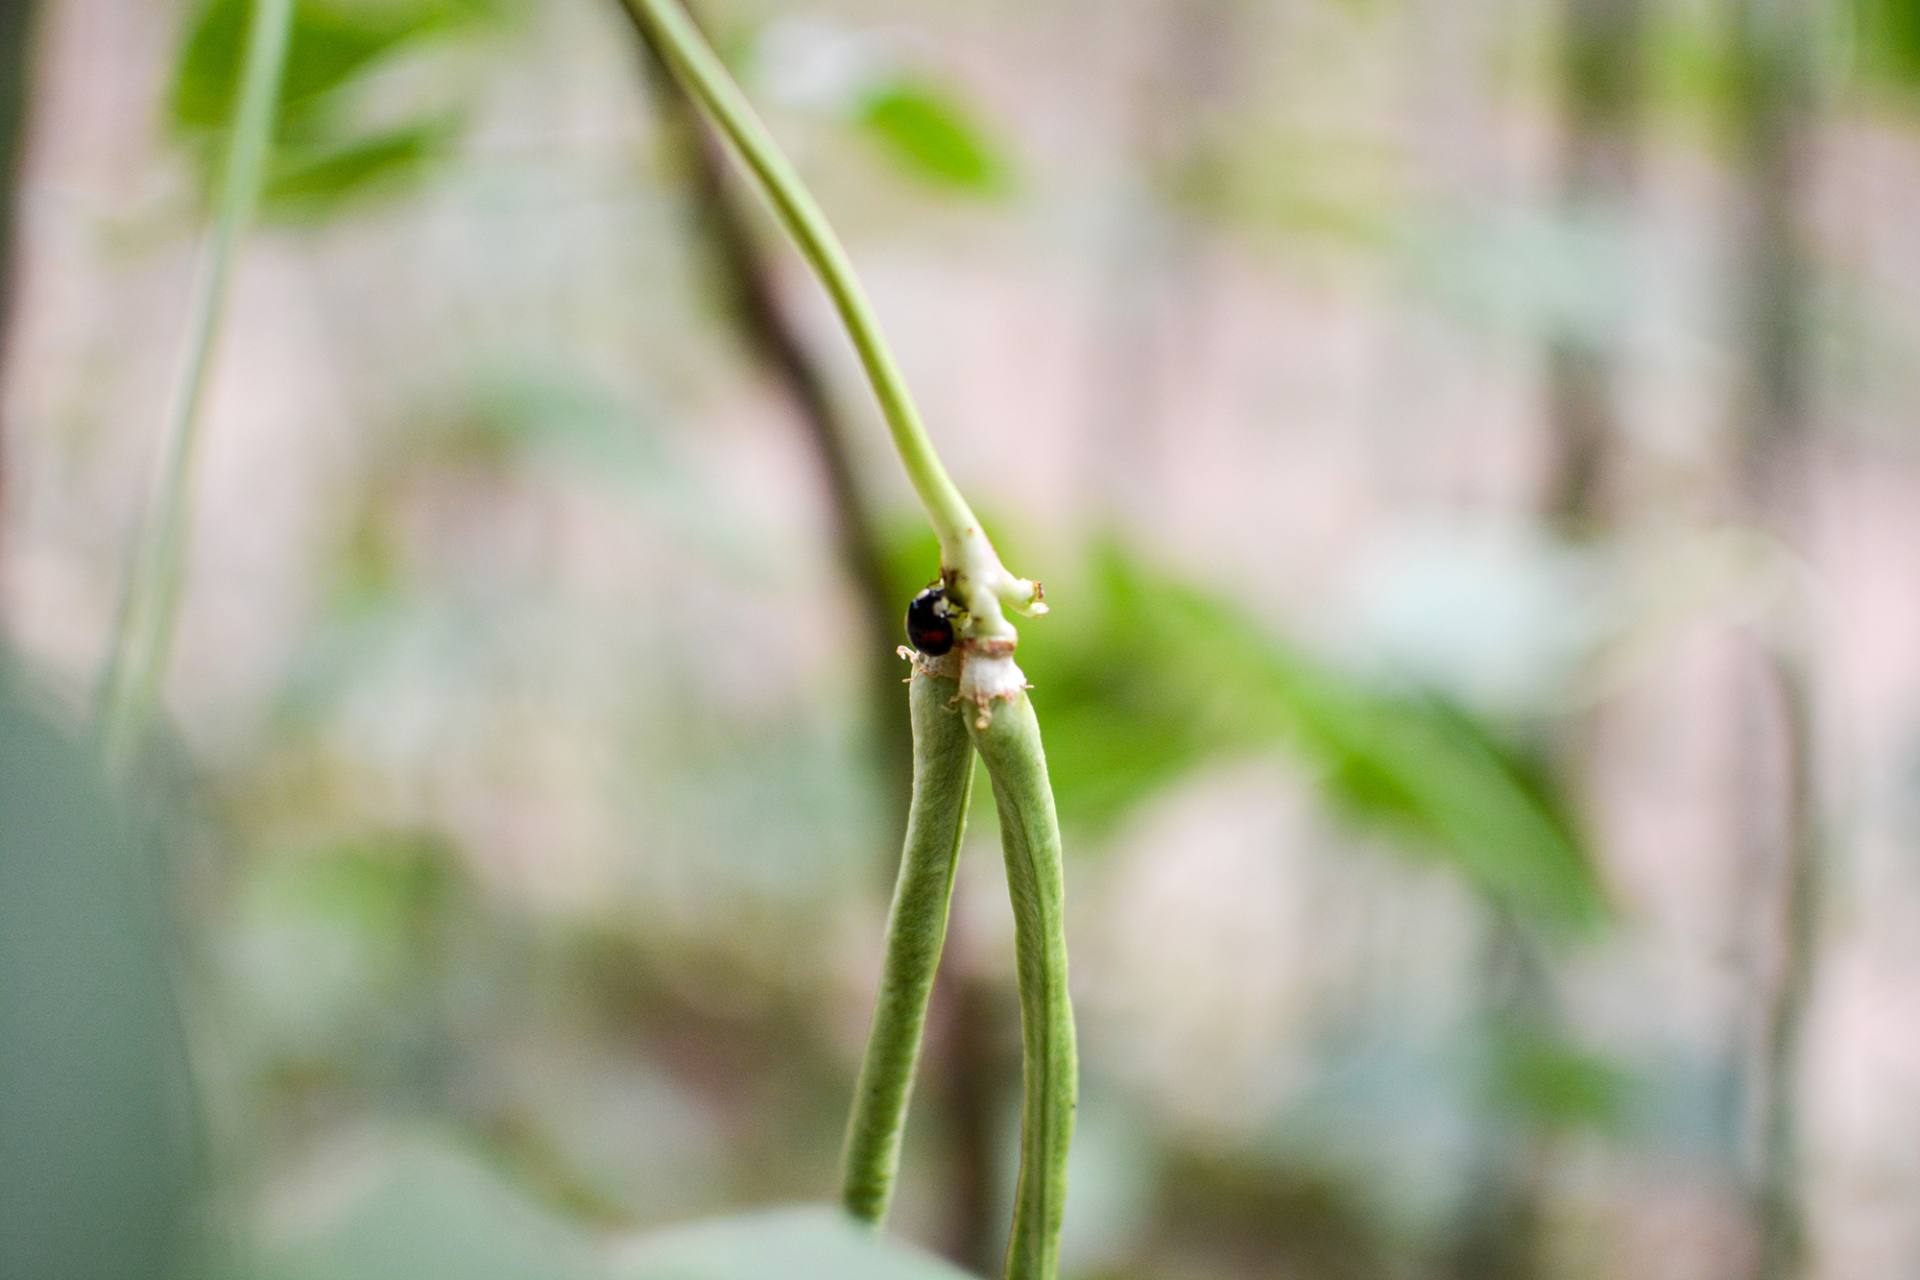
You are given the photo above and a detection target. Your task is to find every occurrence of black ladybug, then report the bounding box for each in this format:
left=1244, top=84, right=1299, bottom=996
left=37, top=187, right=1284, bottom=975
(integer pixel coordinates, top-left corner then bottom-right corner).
left=905, top=585, right=956, bottom=656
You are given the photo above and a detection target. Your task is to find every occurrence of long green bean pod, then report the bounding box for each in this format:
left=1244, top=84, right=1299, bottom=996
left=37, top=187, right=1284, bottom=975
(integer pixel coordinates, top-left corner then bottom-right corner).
left=840, top=663, right=976, bottom=1226
left=968, top=689, right=1076, bottom=1280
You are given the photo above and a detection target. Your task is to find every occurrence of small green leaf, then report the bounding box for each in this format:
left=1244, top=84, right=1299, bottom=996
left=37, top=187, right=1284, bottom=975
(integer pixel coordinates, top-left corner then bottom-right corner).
left=854, top=78, right=1011, bottom=194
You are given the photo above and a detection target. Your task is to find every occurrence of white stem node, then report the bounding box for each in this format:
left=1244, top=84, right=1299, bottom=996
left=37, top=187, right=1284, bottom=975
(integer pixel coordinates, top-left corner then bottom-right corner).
left=956, top=639, right=1029, bottom=730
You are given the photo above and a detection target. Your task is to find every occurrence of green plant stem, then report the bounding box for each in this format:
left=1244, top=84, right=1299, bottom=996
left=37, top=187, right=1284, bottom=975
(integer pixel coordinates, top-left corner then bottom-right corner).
left=617, top=0, right=970, bottom=550
left=95, top=0, right=292, bottom=771
left=615, top=0, right=1042, bottom=640
left=841, top=666, right=976, bottom=1226
left=623, top=5, right=913, bottom=828
left=968, top=691, right=1075, bottom=1280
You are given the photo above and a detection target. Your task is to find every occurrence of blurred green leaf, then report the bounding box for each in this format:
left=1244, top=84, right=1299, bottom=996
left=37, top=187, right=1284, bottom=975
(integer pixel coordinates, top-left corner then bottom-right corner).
left=0, top=663, right=197, bottom=1280
left=1172, top=132, right=1395, bottom=252
left=251, top=1138, right=972, bottom=1280
left=855, top=77, right=1011, bottom=194
left=258, top=1137, right=607, bottom=1280
left=171, top=0, right=478, bottom=131
left=1853, top=0, right=1920, bottom=88
left=1488, top=1029, right=1633, bottom=1134
left=248, top=830, right=460, bottom=957
left=264, top=120, right=454, bottom=213
left=1081, top=541, right=1604, bottom=931
left=1636, top=4, right=1741, bottom=124
left=169, top=0, right=492, bottom=216
left=620, top=1206, right=975, bottom=1280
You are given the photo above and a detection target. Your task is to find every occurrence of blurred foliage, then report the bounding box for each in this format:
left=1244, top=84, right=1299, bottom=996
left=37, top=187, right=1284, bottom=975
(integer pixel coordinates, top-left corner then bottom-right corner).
left=255, top=1137, right=606, bottom=1280
left=1171, top=129, right=1395, bottom=252
left=168, top=0, right=501, bottom=217
left=622, top=1205, right=975, bottom=1279
left=1486, top=1027, right=1633, bottom=1135
left=884, top=529, right=1603, bottom=933
left=224, top=829, right=470, bottom=1086
left=261, top=119, right=457, bottom=211
left=1149, top=1148, right=1397, bottom=1280
left=854, top=77, right=1012, bottom=195
left=0, top=661, right=197, bottom=1280
left=248, top=832, right=459, bottom=957
left=1852, top=0, right=1920, bottom=91
left=247, top=1136, right=970, bottom=1280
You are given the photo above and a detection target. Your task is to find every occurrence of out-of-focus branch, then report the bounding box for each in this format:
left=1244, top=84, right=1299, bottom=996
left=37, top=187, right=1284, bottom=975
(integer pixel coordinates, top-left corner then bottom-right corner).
left=616, top=2, right=910, bottom=811
left=1079, top=0, right=1238, bottom=519
left=1444, top=914, right=1555, bottom=1280
left=0, top=0, right=42, bottom=602
left=1743, top=653, right=1819, bottom=1280
left=1727, top=4, right=1821, bottom=1278
left=1544, top=0, right=1644, bottom=530
left=1447, top=6, right=1649, bottom=1278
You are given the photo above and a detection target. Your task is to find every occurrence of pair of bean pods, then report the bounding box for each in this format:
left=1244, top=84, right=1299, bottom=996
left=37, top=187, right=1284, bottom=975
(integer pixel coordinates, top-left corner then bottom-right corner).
left=839, top=587, right=1077, bottom=1280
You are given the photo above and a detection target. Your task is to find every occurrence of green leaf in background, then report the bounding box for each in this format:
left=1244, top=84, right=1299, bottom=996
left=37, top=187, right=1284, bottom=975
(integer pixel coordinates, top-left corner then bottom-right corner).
left=619, top=1206, right=975, bottom=1280
left=1085, top=541, right=1606, bottom=933
left=0, top=662, right=198, bottom=1280
left=1487, top=1027, right=1634, bottom=1135
left=854, top=77, right=1012, bottom=194
left=264, top=119, right=454, bottom=214
left=1853, top=0, right=1920, bottom=89
left=169, top=0, right=496, bottom=216
left=176, top=0, right=407, bottom=130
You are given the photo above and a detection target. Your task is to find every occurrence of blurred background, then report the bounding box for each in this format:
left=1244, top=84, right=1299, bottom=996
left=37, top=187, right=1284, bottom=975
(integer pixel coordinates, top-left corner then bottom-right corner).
left=2, top=0, right=1918, bottom=1277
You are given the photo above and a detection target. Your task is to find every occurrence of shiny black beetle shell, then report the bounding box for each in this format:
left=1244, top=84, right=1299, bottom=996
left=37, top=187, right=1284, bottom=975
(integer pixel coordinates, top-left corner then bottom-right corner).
left=905, top=586, right=956, bottom=656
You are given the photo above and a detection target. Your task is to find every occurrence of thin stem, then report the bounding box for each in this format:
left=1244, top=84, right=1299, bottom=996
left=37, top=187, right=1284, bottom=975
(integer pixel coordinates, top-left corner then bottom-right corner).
left=623, top=4, right=914, bottom=827
left=968, top=691, right=1075, bottom=1280
left=841, top=666, right=976, bottom=1226
left=616, top=0, right=1043, bottom=640
left=1728, top=5, right=1820, bottom=1277
left=95, top=0, right=293, bottom=771
left=1749, top=652, right=1819, bottom=1280
left=619, top=0, right=971, bottom=553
